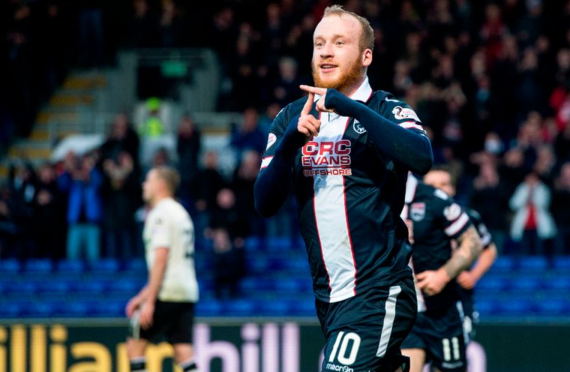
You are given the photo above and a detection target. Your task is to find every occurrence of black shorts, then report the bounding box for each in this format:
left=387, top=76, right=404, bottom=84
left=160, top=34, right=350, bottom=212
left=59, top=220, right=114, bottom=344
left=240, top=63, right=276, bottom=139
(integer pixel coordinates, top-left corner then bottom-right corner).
left=460, top=293, right=478, bottom=340
left=129, top=300, right=195, bottom=345
left=402, top=301, right=467, bottom=372
left=316, top=276, right=417, bottom=372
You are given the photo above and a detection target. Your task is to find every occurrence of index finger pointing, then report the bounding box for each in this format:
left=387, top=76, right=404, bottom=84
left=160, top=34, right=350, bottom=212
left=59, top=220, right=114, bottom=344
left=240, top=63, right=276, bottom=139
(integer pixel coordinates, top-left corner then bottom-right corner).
left=300, top=85, right=326, bottom=95
left=301, top=92, right=314, bottom=116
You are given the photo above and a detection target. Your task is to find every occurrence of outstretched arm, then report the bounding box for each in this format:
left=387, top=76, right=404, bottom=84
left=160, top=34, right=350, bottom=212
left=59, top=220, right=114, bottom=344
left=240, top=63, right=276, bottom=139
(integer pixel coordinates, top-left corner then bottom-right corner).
left=300, top=85, right=433, bottom=175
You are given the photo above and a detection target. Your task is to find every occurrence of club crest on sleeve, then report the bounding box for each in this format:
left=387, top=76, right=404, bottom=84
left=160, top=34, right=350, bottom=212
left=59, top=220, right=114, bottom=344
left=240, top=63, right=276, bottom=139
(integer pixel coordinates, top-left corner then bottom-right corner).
left=266, top=133, right=277, bottom=150
left=444, top=203, right=462, bottom=221
left=353, top=120, right=366, bottom=134
left=392, top=106, right=421, bottom=122
left=410, top=202, right=426, bottom=221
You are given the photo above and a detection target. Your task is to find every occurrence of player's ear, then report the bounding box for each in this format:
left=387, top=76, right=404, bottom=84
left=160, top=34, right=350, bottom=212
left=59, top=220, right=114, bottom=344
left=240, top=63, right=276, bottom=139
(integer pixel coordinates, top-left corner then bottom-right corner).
left=362, top=49, right=372, bottom=67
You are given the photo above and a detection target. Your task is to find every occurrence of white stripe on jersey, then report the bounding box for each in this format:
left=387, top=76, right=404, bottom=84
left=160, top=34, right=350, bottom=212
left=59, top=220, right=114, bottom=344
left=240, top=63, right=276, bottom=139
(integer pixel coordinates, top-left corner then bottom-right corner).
left=313, top=114, right=357, bottom=303
left=399, top=121, right=424, bottom=131
left=444, top=212, right=470, bottom=236
left=260, top=156, right=273, bottom=169
left=376, top=285, right=402, bottom=358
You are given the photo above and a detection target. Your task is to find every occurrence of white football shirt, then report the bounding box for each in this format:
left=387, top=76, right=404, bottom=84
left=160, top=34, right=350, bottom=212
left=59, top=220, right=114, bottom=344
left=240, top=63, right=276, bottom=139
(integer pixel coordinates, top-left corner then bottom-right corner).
left=143, top=198, right=199, bottom=302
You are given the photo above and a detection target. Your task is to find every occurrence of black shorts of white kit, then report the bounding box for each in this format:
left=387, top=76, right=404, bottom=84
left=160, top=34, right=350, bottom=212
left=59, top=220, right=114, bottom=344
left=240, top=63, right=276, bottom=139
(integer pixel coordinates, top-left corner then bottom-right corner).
left=129, top=300, right=195, bottom=345
left=317, top=275, right=417, bottom=372
left=402, top=301, right=467, bottom=372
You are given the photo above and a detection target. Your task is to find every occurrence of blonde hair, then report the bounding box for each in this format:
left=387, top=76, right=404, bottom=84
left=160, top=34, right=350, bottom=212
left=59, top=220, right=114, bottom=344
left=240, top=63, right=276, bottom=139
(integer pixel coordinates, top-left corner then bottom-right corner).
left=154, top=166, right=180, bottom=195
left=323, top=5, right=375, bottom=52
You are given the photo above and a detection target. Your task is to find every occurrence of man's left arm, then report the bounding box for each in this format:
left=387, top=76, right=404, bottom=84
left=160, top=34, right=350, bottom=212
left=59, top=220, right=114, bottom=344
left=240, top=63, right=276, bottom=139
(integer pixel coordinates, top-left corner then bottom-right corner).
left=457, top=242, right=497, bottom=290
left=139, top=247, right=168, bottom=329
left=301, top=86, right=433, bottom=175
left=417, top=226, right=482, bottom=296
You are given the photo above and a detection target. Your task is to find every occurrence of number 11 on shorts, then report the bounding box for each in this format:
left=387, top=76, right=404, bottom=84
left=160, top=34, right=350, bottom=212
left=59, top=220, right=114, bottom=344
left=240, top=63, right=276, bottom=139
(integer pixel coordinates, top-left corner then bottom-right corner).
left=442, top=337, right=460, bottom=361
left=329, top=331, right=362, bottom=365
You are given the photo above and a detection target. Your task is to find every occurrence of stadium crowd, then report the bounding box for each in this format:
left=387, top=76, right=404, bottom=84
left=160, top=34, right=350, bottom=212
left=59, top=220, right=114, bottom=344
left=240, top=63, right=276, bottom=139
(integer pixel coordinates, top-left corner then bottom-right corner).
left=1, top=0, right=570, bottom=266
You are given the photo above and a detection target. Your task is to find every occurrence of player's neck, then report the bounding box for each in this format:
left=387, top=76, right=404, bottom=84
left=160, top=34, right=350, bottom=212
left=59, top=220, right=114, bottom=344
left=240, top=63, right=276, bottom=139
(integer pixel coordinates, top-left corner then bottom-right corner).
left=150, top=193, right=171, bottom=207
left=341, top=76, right=367, bottom=98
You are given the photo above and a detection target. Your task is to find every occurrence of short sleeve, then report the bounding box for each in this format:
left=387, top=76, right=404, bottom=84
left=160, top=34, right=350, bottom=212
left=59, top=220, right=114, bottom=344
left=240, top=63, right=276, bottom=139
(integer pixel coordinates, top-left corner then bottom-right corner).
left=148, top=210, right=170, bottom=250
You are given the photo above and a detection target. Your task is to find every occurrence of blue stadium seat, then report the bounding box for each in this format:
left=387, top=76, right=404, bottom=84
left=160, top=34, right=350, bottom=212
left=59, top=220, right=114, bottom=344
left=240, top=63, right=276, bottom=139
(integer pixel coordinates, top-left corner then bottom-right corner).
left=552, top=256, right=570, bottom=272
left=91, top=301, right=125, bottom=317
left=122, top=259, right=147, bottom=274
left=196, top=300, right=223, bottom=317
left=24, top=259, right=54, bottom=274
left=244, top=237, right=262, bottom=251
left=107, top=279, right=142, bottom=295
left=289, top=300, right=316, bottom=317
left=247, top=256, right=272, bottom=273
left=0, top=302, right=23, bottom=318
left=89, top=259, right=121, bottom=274
left=535, top=298, right=570, bottom=316
left=543, top=276, right=570, bottom=291
left=73, top=279, right=107, bottom=294
left=0, top=259, right=21, bottom=274
left=198, top=278, right=214, bottom=292
left=517, top=256, right=549, bottom=273
left=260, top=299, right=295, bottom=316
left=509, top=275, right=542, bottom=292
left=475, top=275, right=510, bottom=292
left=474, top=299, right=499, bottom=316
left=224, top=299, right=255, bottom=316
left=489, top=256, right=515, bottom=273
left=266, top=237, right=294, bottom=251
left=497, top=299, right=533, bottom=315
left=57, top=301, right=92, bottom=318
left=4, top=280, right=38, bottom=295
left=37, top=279, right=72, bottom=295
left=56, top=259, right=86, bottom=274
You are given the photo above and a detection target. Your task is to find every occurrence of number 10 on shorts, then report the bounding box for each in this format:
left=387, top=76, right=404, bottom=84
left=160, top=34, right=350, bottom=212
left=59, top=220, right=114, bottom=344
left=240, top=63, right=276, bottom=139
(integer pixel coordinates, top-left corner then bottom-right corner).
left=329, top=331, right=362, bottom=365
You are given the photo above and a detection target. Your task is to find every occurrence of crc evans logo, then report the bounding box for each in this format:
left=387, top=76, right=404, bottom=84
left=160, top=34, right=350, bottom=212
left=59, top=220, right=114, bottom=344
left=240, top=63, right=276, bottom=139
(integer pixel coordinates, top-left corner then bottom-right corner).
left=301, top=140, right=352, bottom=176
left=353, top=120, right=366, bottom=134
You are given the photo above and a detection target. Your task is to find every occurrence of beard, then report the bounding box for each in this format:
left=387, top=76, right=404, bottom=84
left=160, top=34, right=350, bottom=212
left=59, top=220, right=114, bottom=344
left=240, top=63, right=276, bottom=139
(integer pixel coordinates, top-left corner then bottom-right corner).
left=312, top=55, right=364, bottom=93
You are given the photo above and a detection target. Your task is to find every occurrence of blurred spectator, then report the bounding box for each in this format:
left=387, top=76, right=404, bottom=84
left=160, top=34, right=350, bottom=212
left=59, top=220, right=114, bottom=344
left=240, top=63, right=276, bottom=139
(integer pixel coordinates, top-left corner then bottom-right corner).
left=0, top=186, right=21, bottom=259
left=33, top=162, right=66, bottom=259
left=102, top=152, right=139, bottom=258
left=8, top=160, right=36, bottom=258
left=100, top=113, right=140, bottom=168
left=158, top=0, right=184, bottom=48
left=273, top=56, right=304, bottom=107
left=554, top=117, right=570, bottom=165
left=551, top=162, right=570, bottom=255
left=500, top=147, right=530, bottom=194
left=129, top=0, right=158, bottom=48
left=195, top=151, right=226, bottom=234
left=509, top=172, right=557, bottom=256
left=470, top=162, right=510, bottom=254
left=534, top=145, right=556, bottom=185
left=139, top=98, right=165, bottom=137
left=210, top=226, right=244, bottom=299
left=231, top=150, right=262, bottom=239
left=58, top=152, right=103, bottom=261
left=77, top=0, right=104, bottom=67
left=209, top=188, right=248, bottom=248
left=176, top=114, right=201, bottom=209
left=230, top=107, right=266, bottom=159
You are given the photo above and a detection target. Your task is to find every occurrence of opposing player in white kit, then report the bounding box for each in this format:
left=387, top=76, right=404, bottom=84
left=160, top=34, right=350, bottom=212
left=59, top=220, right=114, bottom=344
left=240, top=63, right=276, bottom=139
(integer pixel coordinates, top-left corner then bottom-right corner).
left=125, top=166, right=199, bottom=372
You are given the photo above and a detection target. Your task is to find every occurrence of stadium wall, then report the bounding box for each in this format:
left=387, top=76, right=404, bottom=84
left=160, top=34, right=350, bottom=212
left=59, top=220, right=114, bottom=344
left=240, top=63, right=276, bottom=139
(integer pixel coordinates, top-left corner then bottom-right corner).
left=0, top=319, right=568, bottom=372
